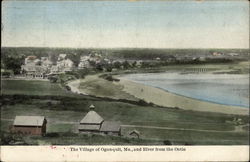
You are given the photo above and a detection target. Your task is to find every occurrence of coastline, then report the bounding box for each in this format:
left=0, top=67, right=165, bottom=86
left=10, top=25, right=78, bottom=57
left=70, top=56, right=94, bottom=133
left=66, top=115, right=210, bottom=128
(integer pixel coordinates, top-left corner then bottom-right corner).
left=67, top=79, right=88, bottom=95
left=117, top=78, right=249, bottom=115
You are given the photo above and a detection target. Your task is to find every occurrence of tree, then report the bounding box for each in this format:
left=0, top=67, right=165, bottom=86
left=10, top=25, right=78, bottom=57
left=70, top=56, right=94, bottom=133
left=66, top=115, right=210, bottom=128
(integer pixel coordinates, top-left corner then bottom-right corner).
left=122, top=60, right=130, bottom=69
left=113, top=61, right=121, bottom=69
left=105, top=64, right=113, bottom=72
left=78, top=69, right=89, bottom=78
left=49, top=76, right=58, bottom=83
left=3, top=56, right=24, bottom=74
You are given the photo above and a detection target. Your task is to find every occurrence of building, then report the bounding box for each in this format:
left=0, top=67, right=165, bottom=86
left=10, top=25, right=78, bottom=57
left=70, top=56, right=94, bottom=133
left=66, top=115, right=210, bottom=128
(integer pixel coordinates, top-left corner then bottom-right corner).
left=56, top=54, right=74, bottom=72
left=21, top=56, right=51, bottom=79
left=24, top=56, right=37, bottom=65
left=78, top=105, right=121, bottom=136
left=11, top=116, right=47, bottom=136
left=40, top=57, right=52, bottom=67
left=129, top=129, right=140, bottom=139
left=57, top=54, right=67, bottom=61
left=21, top=65, right=48, bottom=79
left=100, top=121, right=121, bottom=136
left=78, top=56, right=91, bottom=69
left=78, top=106, right=104, bottom=133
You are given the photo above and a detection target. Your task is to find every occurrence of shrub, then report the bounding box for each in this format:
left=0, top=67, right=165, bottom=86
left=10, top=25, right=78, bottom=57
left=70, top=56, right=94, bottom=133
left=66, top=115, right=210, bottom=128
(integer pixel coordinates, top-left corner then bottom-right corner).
left=163, top=140, right=172, bottom=145
left=45, top=133, right=60, bottom=138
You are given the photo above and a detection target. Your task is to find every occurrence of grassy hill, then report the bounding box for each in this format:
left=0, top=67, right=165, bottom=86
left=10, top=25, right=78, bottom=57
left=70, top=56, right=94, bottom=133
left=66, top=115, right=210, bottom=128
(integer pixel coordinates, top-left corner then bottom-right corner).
left=1, top=79, right=249, bottom=145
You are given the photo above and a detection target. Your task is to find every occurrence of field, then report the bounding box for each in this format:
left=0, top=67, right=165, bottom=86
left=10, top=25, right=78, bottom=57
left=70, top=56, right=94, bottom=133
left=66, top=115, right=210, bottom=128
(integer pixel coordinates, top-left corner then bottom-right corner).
left=78, top=75, right=138, bottom=101
left=1, top=79, right=249, bottom=145
left=1, top=80, right=78, bottom=97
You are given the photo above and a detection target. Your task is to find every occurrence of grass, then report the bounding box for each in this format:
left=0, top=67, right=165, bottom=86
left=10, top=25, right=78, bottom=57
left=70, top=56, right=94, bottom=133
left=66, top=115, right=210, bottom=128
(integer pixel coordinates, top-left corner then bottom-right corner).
left=79, top=75, right=138, bottom=101
left=47, top=124, right=76, bottom=133
left=1, top=97, right=249, bottom=145
left=122, top=127, right=249, bottom=145
left=22, top=133, right=164, bottom=145
left=1, top=74, right=249, bottom=145
left=1, top=80, right=77, bottom=97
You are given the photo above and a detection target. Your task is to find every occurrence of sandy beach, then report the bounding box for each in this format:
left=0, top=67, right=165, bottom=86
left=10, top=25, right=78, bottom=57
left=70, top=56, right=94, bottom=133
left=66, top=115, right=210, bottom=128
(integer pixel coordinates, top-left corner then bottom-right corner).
left=67, top=79, right=88, bottom=95
left=67, top=75, right=248, bottom=115
left=117, top=78, right=249, bottom=115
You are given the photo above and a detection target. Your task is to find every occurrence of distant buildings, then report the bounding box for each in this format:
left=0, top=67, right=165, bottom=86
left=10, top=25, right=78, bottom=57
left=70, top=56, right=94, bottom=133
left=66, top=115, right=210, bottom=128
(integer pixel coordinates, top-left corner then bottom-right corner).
left=211, top=52, right=223, bottom=56
left=11, top=116, right=47, bottom=136
left=21, top=54, right=74, bottom=78
left=78, top=53, right=109, bottom=69
left=21, top=56, right=50, bottom=79
left=78, top=56, right=91, bottom=69
left=56, top=54, right=74, bottom=72
left=78, top=105, right=121, bottom=136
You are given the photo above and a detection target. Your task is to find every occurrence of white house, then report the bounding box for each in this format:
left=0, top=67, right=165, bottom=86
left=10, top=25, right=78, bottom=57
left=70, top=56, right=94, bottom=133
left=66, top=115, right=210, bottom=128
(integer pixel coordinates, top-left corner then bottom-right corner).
left=57, top=59, right=74, bottom=72
left=21, top=56, right=49, bottom=79
left=78, top=56, right=91, bottom=69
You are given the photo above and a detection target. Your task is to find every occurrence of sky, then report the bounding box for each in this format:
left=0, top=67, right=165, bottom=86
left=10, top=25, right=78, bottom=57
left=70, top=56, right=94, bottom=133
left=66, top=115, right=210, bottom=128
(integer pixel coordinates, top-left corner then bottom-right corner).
left=2, top=0, right=249, bottom=49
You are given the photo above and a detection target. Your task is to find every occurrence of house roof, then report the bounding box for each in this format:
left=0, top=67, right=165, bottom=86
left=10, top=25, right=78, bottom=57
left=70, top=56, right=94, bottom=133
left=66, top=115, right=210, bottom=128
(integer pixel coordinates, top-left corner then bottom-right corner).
left=78, top=124, right=100, bottom=131
left=13, top=116, right=46, bottom=126
left=27, top=56, right=37, bottom=60
left=129, top=129, right=140, bottom=135
left=80, top=111, right=104, bottom=124
left=100, top=121, right=121, bottom=132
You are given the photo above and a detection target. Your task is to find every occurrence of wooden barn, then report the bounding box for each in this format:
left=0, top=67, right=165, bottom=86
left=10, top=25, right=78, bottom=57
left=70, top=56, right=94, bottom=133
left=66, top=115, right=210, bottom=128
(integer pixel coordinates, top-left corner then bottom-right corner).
left=78, top=105, right=121, bottom=135
left=11, top=116, right=47, bottom=136
left=100, top=121, right=121, bottom=136
left=78, top=105, right=104, bottom=133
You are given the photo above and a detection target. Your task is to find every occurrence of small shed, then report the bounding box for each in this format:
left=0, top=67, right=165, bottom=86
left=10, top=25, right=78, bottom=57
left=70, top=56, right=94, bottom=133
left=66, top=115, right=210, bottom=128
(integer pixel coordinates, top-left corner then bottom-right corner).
left=129, top=129, right=140, bottom=139
left=100, top=121, right=121, bottom=136
left=11, top=116, right=47, bottom=136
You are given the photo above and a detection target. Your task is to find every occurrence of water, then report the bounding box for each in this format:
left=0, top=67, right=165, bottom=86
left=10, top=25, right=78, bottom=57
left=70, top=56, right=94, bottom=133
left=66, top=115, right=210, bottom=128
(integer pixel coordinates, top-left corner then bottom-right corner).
left=121, top=73, right=249, bottom=108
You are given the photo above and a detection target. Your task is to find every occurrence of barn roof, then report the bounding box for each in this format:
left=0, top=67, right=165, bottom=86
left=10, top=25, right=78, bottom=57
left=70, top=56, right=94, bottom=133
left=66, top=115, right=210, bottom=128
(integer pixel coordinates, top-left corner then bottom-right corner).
left=13, top=116, right=46, bottom=126
left=80, top=111, right=104, bottom=124
left=100, top=121, right=121, bottom=132
left=78, top=124, right=100, bottom=131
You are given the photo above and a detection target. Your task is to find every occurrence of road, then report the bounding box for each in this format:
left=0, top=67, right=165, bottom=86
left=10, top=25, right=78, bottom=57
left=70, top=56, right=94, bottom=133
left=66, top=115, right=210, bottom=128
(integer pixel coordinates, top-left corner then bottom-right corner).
left=2, top=118, right=247, bottom=133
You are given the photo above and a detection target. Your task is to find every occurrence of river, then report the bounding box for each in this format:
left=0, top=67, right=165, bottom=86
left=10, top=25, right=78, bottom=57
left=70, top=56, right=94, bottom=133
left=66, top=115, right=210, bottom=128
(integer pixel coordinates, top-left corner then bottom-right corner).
left=120, top=73, right=249, bottom=108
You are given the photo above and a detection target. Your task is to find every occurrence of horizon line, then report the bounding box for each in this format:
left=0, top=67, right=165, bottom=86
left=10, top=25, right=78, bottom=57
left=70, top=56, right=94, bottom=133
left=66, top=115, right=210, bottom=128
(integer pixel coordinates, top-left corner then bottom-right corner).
left=1, top=46, right=249, bottom=50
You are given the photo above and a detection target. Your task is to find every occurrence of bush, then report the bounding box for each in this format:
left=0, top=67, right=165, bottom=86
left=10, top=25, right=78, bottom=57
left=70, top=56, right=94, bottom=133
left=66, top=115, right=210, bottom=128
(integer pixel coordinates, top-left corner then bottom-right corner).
left=0, top=132, right=26, bottom=145
left=65, top=85, right=71, bottom=91
left=45, top=133, right=60, bottom=138
left=100, top=74, right=120, bottom=82
left=138, top=99, right=148, bottom=106
left=163, top=140, right=172, bottom=145
left=48, top=76, right=58, bottom=83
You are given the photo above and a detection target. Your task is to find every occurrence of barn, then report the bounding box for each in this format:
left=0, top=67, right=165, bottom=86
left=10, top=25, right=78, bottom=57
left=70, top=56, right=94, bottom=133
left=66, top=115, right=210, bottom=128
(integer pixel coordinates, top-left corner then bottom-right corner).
left=78, top=109, right=104, bottom=133
left=100, top=121, right=121, bottom=136
left=11, top=116, right=47, bottom=136
left=78, top=105, right=121, bottom=135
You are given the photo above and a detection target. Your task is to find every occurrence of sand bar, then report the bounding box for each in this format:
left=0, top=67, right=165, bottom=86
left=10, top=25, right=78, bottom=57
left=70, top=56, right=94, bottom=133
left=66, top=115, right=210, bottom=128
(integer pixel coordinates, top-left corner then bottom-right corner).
left=67, top=79, right=87, bottom=95
left=117, top=78, right=249, bottom=115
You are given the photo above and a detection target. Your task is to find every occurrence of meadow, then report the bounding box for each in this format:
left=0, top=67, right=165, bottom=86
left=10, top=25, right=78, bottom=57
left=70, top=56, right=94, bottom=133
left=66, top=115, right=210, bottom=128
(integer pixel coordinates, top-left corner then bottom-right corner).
left=1, top=79, right=249, bottom=145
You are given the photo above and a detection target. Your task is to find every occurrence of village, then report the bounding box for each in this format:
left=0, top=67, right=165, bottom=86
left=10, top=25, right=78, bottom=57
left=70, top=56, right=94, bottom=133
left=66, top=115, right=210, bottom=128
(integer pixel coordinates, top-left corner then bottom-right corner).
left=2, top=50, right=243, bottom=80
left=1, top=48, right=249, bottom=145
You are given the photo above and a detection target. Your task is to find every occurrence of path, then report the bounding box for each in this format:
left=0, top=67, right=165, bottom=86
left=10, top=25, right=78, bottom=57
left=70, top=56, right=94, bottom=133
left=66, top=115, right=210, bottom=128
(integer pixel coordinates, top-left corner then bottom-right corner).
left=121, top=124, right=246, bottom=133
left=2, top=118, right=247, bottom=133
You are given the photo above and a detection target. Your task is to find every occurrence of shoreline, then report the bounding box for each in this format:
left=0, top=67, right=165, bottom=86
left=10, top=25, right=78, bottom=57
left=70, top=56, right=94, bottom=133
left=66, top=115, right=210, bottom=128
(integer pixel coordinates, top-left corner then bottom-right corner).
left=117, top=78, right=249, bottom=115
left=66, top=75, right=248, bottom=116
left=67, top=79, right=88, bottom=95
